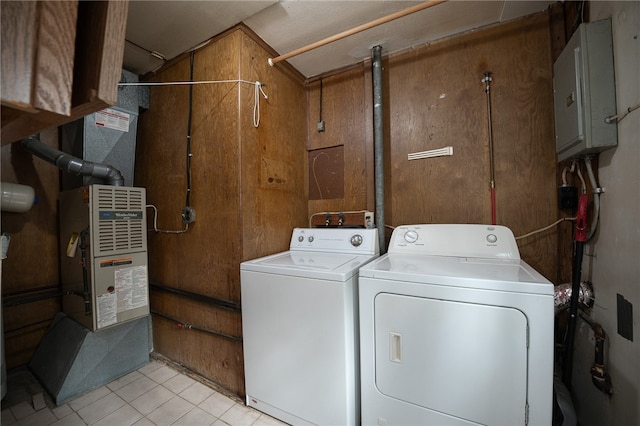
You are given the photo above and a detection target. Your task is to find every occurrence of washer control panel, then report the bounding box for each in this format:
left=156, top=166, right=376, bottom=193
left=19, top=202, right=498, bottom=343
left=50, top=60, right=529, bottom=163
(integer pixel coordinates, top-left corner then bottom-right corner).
left=390, top=224, right=520, bottom=259
left=290, top=228, right=379, bottom=254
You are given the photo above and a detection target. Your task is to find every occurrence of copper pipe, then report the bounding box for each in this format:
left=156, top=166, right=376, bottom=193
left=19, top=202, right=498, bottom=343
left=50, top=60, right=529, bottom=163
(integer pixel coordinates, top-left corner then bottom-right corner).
left=268, top=0, right=447, bottom=66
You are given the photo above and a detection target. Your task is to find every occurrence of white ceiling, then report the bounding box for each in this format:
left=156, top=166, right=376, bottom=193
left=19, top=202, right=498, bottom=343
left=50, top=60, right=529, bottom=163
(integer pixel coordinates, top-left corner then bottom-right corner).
left=124, top=1, right=555, bottom=78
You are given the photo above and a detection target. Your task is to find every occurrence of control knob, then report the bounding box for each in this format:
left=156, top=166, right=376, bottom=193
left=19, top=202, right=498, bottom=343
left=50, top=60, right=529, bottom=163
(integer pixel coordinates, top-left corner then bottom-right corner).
left=404, top=230, right=419, bottom=243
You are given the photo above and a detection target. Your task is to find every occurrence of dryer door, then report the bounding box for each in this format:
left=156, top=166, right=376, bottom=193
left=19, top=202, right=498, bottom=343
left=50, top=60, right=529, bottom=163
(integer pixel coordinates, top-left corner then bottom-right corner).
left=374, top=293, right=528, bottom=425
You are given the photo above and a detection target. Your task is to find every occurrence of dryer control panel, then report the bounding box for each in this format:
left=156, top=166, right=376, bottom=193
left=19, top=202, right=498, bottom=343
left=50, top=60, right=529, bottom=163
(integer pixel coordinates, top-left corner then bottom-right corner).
left=389, top=224, right=520, bottom=259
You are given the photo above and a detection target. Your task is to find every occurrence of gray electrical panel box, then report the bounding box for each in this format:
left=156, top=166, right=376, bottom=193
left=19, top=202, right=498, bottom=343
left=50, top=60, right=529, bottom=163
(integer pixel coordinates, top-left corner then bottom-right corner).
left=553, top=18, right=617, bottom=162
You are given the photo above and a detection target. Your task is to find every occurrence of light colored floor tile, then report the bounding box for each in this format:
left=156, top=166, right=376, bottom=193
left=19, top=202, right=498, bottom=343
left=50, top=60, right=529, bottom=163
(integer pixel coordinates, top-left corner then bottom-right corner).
left=220, top=404, right=260, bottom=426
left=198, top=392, right=235, bottom=418
left=132, top=417, right=156, bottom=426
left=145, top=365, right=178, bottom=385
left=92, top=404, right=143, bottom=426
left=50, top=412, right=87, bottom=426
left=67, top=386, right=111, bottom=412
left=16, top=407, right=57, bottom=426
left=145, top=395, right=194, bottom=426
left=51, top=404, right=73, bottom=420
left=115, top=376, right=158, bottom=403
left=178, top=382, right=214, bottom=406
left=9, top=401, right=35, bottom=420
left=77, top=392, right=126, bottom=425
left=107, top=371, right=144, bottom=392
left=252, top=413, right=289, bottom=426
left=130, top=384, right=174, bottom=415
left=137, top=361, right=163, bottom=376
left=162, top=374, right=196, bottom=395
left=2, top=408, right=17, bottom=425
left=212, top=419, right=230, bottom=426
left=170, top=406, right=217, bottom=426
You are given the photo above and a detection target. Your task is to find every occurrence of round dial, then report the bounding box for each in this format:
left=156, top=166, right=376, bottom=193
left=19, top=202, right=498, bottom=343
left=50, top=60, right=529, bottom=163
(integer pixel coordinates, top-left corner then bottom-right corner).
left=486, top=234, right=498, bottom=243
left=351, top=234, right=363, bottom=247
left=404, top=230, right=419, bottom=243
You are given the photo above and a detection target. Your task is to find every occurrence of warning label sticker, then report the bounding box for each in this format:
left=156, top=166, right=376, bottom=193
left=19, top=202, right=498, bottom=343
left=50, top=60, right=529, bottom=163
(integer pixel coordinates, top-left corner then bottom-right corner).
left=95, top=108, right=130, bottom=132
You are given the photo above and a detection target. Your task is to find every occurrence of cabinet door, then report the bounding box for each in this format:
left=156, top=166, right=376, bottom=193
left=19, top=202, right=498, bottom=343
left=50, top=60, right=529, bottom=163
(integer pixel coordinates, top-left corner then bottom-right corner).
left=1, top=1, right=129, bottom=146
left=1, top=1, right=78, bottom=115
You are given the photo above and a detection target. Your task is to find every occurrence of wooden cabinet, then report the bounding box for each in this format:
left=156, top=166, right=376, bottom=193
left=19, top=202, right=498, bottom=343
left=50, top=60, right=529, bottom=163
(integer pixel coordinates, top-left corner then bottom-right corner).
left=1, top=0, right=128, bottom=145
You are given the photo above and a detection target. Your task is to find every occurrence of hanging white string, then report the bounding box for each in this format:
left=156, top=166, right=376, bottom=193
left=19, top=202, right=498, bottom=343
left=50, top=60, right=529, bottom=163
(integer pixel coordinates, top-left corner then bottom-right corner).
left=119, top=79, right=269, bottom=127
left=254, top=81, right=268, bottom=127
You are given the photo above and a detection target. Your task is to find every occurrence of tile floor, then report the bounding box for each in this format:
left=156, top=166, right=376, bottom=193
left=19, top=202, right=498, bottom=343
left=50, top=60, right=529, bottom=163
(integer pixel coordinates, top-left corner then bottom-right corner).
left=1, top=357, right=288, bottom=426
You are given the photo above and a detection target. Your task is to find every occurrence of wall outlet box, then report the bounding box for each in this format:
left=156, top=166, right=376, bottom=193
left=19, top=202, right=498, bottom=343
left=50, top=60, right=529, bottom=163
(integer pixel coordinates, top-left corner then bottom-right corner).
left=553, top=18, right=617, bottom=162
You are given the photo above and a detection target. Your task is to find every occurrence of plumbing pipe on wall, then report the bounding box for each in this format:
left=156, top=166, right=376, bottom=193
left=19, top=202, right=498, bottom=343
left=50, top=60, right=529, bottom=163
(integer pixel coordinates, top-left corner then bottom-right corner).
left=21, top=135, right=125, bottom=186
left=562, top=193, right=589, bottom=390
left=372, top=45, right=386, bottom=254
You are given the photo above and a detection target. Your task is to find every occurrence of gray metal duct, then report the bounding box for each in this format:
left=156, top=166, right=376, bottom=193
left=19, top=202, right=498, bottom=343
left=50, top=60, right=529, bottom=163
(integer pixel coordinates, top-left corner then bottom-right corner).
left=372, top=45, right=386, bottom=254
left=21, top=135, right=125, bottom=186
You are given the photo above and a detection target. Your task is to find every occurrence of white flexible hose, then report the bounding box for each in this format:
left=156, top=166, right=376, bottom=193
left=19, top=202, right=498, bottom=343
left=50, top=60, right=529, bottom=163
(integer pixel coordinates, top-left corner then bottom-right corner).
left=583, top=157, right=600, bottom=240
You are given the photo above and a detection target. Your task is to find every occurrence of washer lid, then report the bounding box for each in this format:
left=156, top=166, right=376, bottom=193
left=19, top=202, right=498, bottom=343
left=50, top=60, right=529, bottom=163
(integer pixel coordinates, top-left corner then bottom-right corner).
left=241, top=250, right=378, bottom=281
left=359, top=253, right=553, bottom=295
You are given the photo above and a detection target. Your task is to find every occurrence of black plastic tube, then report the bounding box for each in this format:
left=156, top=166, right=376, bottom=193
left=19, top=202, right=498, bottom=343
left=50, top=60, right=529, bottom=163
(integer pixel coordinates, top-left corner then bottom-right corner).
left=562, top=240, right=585, bottom=389
left=150, top=282, right=241, bottom=313
left=151, top=310, right=242, bottom=343
left=21, top=135, right=125, bottom=186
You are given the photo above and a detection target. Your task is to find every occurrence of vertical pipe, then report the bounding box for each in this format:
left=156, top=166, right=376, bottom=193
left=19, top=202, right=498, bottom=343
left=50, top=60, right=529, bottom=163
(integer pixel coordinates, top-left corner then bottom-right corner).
left=482, top=72, right=496, bottom=225
left=372, top=46, right=386, bottom=254
left=562, top=193, right=589, bottom=390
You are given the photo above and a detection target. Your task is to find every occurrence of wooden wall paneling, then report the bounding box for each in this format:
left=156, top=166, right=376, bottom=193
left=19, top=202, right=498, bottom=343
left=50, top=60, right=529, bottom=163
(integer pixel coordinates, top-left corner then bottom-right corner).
left=183, top=32, right=242, bottom=302
left=239, top=31, right=308, bottom=261
left=138, top=27, right=308, bottom=397
left=136, top=59, right=191, bottom=288
left=315, top=13, right=559, bottom=278
left=137, top=31, right=246, bottom=395
left=306, top=67, right=369, bottom=219
left=3, top=300, right=60, bottom=367
left=485, top=14, right=558, bottom=280
left=386, top=38, right=489, bottom=227
left=1, top=128, right=61, bottom=368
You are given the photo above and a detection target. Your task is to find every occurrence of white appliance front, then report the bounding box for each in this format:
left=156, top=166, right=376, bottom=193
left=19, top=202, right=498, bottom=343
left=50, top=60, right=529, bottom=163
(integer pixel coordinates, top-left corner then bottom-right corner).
left=359, top=224, right=554, bottom=426
left=241, top=228, right=378, bottom=426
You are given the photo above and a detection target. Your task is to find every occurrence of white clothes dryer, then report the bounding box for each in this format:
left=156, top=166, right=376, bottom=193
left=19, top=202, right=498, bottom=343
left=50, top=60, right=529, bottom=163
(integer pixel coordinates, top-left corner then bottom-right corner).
left=241, top=227, right=378, bottom=426
left=359, top=224, right=554, bottom=426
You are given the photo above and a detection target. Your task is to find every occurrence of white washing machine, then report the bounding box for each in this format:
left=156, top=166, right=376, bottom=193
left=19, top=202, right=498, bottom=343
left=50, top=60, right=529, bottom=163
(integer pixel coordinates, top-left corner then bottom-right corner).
left=359, top=224, right=554, bottom=426
left=241, top=227, right=379, bottom=425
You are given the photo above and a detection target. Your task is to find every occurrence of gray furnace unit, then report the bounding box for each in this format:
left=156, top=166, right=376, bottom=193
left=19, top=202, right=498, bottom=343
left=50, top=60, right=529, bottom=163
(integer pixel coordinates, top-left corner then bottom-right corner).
left=59, top=184, right=149, bottom=330
left=30, top=184, right=150, bottom=405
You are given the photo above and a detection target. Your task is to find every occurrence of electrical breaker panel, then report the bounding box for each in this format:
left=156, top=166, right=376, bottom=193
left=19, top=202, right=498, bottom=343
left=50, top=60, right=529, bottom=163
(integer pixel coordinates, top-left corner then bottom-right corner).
left=553, top=18, right=617, bottom=162
left=60, top=185, right=149, bottom=331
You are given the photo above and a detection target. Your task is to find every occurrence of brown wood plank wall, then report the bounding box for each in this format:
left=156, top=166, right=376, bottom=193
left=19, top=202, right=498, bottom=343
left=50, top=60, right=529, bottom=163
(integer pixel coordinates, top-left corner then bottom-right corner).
left=1, top=129, right=61, bottom=368
left=306, top=12, right=561, bottom=282
left=0, top=5, right=578, bottom=398
left=135, top=27, right=307, bottom=396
